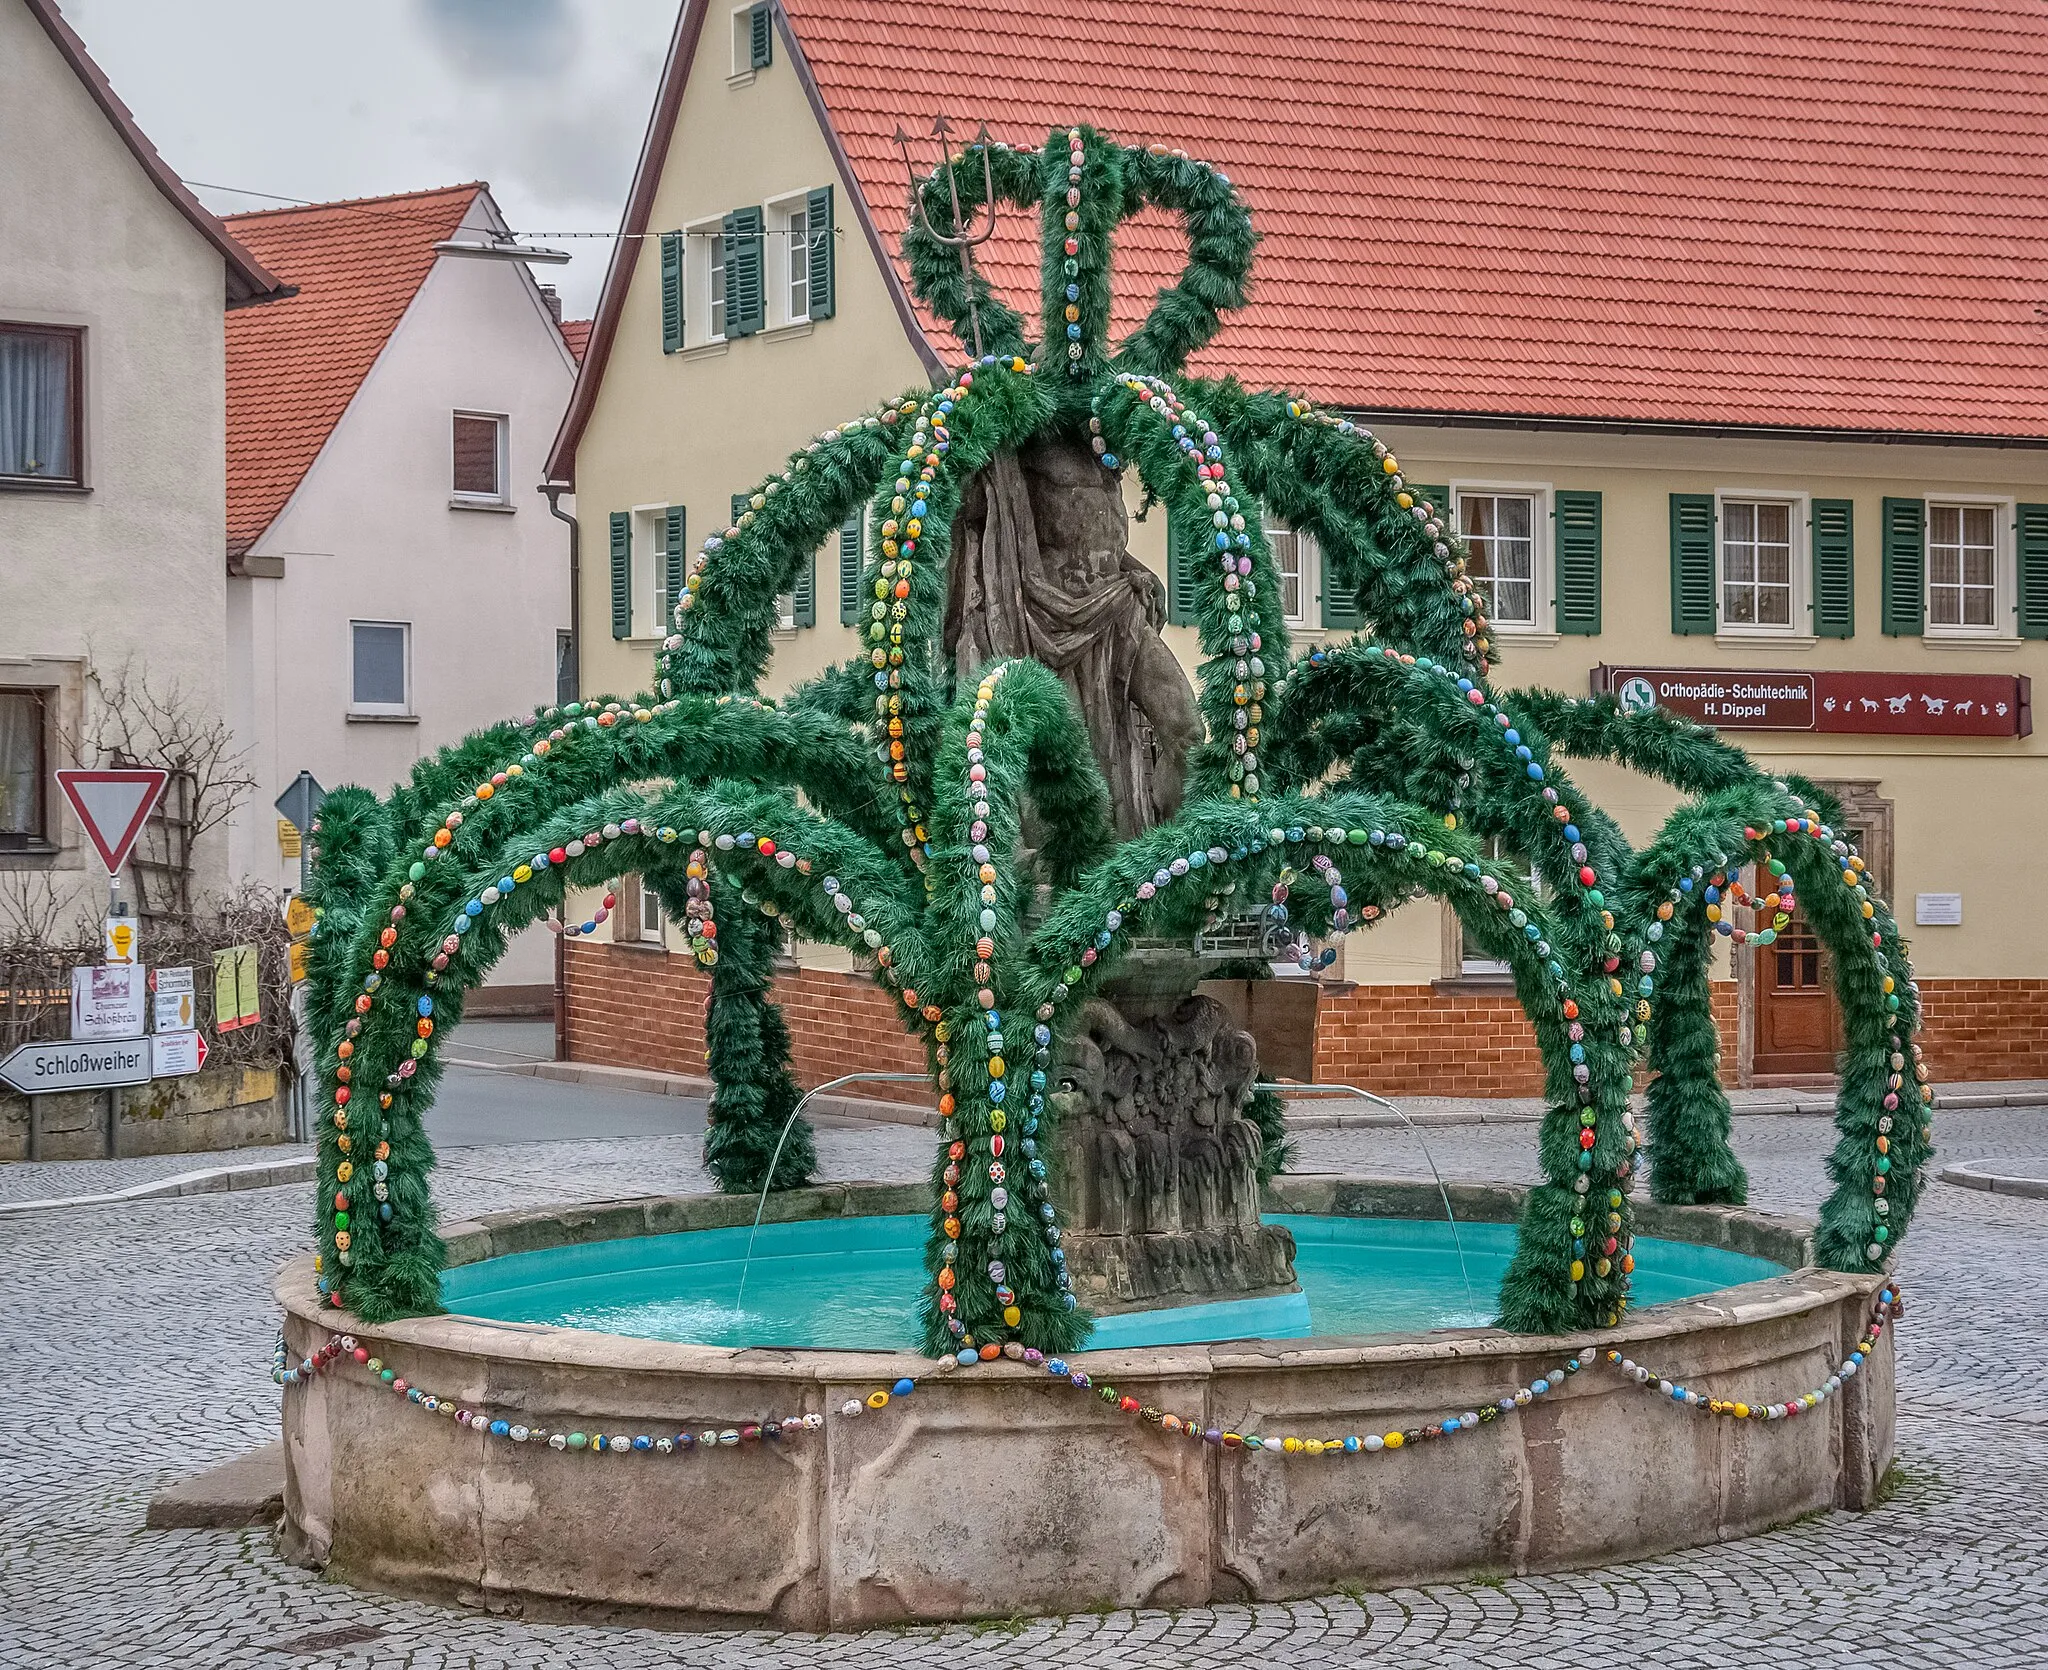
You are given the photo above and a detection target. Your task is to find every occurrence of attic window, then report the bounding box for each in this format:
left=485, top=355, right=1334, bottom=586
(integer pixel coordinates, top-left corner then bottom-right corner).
left=451, top=412, right=506, bottom=503
left=732, top=3, right=771, bottom=76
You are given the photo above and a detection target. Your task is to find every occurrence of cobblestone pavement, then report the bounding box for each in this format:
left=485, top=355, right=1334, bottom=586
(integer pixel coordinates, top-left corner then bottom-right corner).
left=3, top=1107, right=2045, bottom=1669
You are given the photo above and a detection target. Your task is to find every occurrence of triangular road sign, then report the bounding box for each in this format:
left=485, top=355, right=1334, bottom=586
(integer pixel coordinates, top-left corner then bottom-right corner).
left=55, top=768, right=170, bottom=874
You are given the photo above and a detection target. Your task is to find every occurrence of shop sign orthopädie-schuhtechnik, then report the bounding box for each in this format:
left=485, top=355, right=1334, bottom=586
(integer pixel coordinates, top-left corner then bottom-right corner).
left=1593, top=668, right=2032, bottom=737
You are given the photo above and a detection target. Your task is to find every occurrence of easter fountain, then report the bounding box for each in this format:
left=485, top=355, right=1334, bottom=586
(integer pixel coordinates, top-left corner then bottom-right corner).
left=273, top=127, right=1920, bottom=1627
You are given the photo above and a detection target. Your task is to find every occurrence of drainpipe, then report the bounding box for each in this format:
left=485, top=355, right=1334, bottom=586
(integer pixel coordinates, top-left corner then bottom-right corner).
left=542, top=481, right=578, bottom=1062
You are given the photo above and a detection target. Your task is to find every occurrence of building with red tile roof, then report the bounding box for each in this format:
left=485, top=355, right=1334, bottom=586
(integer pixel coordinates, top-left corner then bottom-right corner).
left=550, top=0, right=2048, bottom=1096
left=218, top=185, right=576, bottom=1008
left=559, top=318, right=593, bottom=362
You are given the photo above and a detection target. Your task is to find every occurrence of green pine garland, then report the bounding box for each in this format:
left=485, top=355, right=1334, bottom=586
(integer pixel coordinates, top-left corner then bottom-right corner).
left=301, top=126, right=1930, bottom=1350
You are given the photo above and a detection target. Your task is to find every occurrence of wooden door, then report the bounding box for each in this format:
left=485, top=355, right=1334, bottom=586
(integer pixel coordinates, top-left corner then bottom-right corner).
left=1753, top=910, right=1841, bottom=1079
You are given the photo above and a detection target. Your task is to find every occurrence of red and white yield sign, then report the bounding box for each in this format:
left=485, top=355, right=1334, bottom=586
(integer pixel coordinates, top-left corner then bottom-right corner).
left=55, top=768, right=169, bottom=874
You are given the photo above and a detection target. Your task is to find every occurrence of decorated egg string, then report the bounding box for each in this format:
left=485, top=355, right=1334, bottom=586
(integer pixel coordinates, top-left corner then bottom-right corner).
left=1281, top=400, right=1490, bottom=674
left=276, top=1283, right=1896, bottom=1464
left=936, top=663, right=1074, bottom=1346
left=1098, top=373, right=1270, bottom=802
left=1058, top=128, right=1088, bottom=374
left=273, top=1330, right=824, bottom=1451
left=1602, top=1286, right=1900, bottom=1420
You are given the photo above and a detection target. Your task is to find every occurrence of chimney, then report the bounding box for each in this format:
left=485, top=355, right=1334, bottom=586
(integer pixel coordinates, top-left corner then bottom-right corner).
left=538, top=283, right=563, bottom=324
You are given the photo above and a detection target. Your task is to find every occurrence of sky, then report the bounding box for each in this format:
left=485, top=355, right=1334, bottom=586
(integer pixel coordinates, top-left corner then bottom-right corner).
left=62, top=0, right=679, bottom=317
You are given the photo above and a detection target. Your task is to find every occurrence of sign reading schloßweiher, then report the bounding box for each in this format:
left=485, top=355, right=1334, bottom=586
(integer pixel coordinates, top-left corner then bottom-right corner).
left=1594, top=667, right=2032, bottom=736
left=0, top=1037, right=153, bottom=1096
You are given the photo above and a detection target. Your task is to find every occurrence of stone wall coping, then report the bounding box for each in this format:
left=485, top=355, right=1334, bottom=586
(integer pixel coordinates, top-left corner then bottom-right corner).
left=278, top=1177, right=1874, bottom=1389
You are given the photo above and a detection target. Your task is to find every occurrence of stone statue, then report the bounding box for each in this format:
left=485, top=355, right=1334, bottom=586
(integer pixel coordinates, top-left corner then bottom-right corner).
left=945, top=440, right=1205, bottom=836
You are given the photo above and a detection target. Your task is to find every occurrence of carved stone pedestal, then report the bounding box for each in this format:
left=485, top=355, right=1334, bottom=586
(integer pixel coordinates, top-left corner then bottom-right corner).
left=1051, top=989, right=1297, bottom=1313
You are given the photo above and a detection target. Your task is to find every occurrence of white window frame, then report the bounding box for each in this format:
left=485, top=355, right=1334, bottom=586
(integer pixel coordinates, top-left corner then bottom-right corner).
left=449, top=409, right=508, bottom=506
left=1262, top=516, right=1319, bottom=629
left=631, top=503, right=670, bottom=640
left=639, top=875, right=664, bottom=941
left=1459, top=837, right=1547, bottom=977
left=1925, top=495, right=2015, bottom=640
left=1714, top=489, right=1809, bottom=640
left=687, top=216, right=727, bottom=346
left=1451, top=481, right=1551, bottom=636
left=767, top=192, right=811, bottom=327
left=348, top=620, right=412, bottom=717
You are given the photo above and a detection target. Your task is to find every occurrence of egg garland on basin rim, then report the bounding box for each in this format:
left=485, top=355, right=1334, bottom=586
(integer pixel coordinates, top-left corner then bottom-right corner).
left=298, top=126, right=1932, bottom=1363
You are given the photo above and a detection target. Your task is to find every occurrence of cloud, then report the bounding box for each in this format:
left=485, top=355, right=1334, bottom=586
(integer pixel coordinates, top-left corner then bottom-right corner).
left=415, top=0, right=577, bottom=78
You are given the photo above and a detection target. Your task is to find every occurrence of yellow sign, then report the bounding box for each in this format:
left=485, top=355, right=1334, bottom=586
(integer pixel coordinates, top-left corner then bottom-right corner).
left=288, top=942, right=308, bottom=984
left=103, top=916, right=138, bottom=964
left=213, top=943, right=261, bottom=1031
left=277, top=818, right=302, bottom=859
left=284, top=895, right=316, bottom=940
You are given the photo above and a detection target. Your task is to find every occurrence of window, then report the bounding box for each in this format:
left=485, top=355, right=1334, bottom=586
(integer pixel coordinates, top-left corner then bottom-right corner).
left=349, top=621, right=410, bottom=715
left=640, top=877, right=664, bottom=941
left=781, top=201, right=810, bottom=323
left=1457, top=491, right=1540, bottom=627
left=691, top=220, right=728, bottom=343
left=1264, top=518, right=1317, bottom=626
left=1458, top=837, right=1546, bottom=977
left=0, top=324, right=82, bottom=485
left=1720, top=498, right=1798, bottom=630
left=556, top=629, right=576, bottom=707
left=0, top=689, right=47, bottom=851
left=1928, top=502, right=1999, bottom=631
left=731, top=2, right=771, bottom=74
left=451, top=412, right=506, bottom=502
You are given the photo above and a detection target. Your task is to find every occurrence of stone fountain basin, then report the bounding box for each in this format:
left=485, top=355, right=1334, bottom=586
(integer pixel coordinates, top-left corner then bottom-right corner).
left=275, top=1177, right=1895, bottom=1630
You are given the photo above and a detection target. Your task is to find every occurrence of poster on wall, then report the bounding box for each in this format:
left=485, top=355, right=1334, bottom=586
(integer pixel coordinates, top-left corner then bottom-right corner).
left=213, top=944, right=262, bottom=1032
left=70, top=964, right=147, bottom=1042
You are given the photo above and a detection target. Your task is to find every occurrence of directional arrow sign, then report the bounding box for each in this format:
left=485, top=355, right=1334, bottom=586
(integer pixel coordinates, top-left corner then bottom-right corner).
left=151, top=1030, right=207, bottom=1077
left=0, top=1037, right=153, bottom=1096
left=56, top=768, right=169, bottom=874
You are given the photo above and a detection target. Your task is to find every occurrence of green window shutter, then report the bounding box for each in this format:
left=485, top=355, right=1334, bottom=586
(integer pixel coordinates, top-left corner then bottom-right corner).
left=1811, top=498, right=1855, bottom=639
left=1668, top=493, right=1717, bottom=635
left=662, top=505, right=686, bottom=627
left=1553, top=490, right=1602, bottom=635
left=609, top=511, right=632, bottom=640
left=2017, top=502, right=2048, bottom=639
left=1166, top=518, right=1195, bottom=625
left=791, top=550, right=816, bottom=627
left=1320, top=539, right=1362, bottom=629
left=805, top=185, right=835, bottom=321
left=749, top=2, right=772, bottom=69
left=839, top=511, right=861, bottom=623
left=723, top=207, right=764, bottom=337
left=1408, top=485, right=1449, bottom=526
left=1880, top=497, right=1926, bottom=636
left=659, top=231, right=683, bottom=353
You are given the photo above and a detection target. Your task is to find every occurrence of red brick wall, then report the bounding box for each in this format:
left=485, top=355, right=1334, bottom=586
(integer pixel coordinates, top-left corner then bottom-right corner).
left=564, top=945, right=2045, bottom=1097
left=563, top=941, right=926, bottom=1099
left=1913, top=979, right=2048, bottom=1083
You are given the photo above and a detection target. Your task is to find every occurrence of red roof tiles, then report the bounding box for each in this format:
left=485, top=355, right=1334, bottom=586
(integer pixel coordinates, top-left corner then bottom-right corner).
left=559, top=318, right=593, bottom=362
left=781, top=0, right=2048, bottom=439
left=223, top=185, right=482, bottom=551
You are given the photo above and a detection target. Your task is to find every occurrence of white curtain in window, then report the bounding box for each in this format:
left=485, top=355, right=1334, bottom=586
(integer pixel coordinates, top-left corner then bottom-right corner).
left=0, top=333, right=73, bottom=479
left=0, top=693, right=39, bottom=834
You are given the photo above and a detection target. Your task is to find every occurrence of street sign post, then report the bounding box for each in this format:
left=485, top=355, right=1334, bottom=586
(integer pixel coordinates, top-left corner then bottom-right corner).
left=0, top=1037, right=152, bottom=1097
left=151, top=1030, right=207, bottom=1077
left=274, top=770, right=326, bottom=891
left=56, top=767, right=169, bottom=924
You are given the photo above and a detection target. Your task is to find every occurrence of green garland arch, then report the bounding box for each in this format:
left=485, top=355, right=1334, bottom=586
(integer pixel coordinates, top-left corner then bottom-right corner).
left=301, top=126, right=1932, bottom=1354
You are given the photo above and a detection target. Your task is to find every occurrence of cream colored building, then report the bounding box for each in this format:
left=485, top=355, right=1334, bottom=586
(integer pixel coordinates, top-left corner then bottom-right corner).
left=546, top=0, right=2046, bottom=1089
left=0, top=0, right=284, bottom=926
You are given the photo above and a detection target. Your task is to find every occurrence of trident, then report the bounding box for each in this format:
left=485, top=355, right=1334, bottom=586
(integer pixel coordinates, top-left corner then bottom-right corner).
left=896, top=116, right=998, bottom=359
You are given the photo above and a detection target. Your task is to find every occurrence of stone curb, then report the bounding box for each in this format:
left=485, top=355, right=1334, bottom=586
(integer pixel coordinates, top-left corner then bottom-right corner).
left=443, top=1053, right=2045, bottom=1131
left=1938, top=1161, right=2048, bottom=1200
left=0, top=1155, right=316, bottom=1217
left=144, top=1440, right=284, bottom=1530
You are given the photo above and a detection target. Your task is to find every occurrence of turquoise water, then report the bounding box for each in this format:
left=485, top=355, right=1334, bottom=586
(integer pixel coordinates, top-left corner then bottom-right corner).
left=441, top=1214, right=1787, bottom=1351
